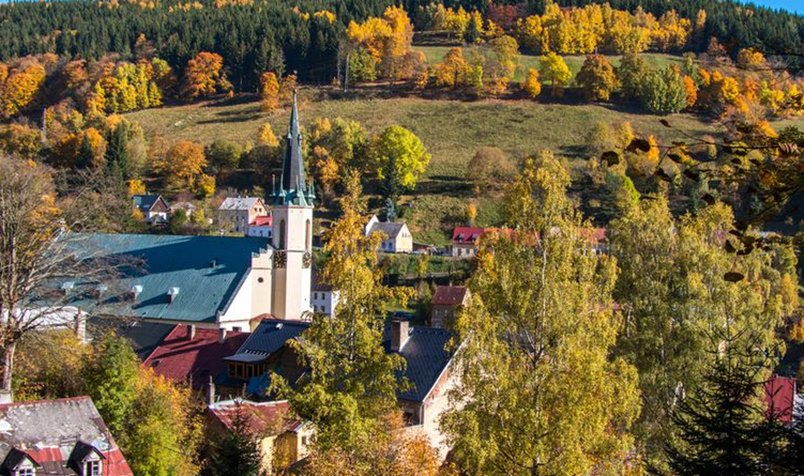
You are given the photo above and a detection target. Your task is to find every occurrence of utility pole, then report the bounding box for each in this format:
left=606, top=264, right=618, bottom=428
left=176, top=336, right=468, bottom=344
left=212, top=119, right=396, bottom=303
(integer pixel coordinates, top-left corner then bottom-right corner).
left=343, top=51, right=350, bottom=93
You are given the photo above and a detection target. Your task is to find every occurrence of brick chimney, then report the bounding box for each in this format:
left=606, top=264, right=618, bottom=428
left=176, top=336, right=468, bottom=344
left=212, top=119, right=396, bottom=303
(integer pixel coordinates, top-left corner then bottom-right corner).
left=390, top=319, right=409, bottom=352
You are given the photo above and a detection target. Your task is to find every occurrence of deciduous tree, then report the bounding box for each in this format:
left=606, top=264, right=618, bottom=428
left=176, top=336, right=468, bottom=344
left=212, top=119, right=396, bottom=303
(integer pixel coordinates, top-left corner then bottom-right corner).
left=576, top=54, right=618, bottom=101
left=538, top=52, right=571, bottom=96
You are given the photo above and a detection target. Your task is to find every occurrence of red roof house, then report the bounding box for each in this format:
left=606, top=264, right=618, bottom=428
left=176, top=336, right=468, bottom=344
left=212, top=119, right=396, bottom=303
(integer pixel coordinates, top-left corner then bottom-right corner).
left=0, top=396, right=133, bottom=476
left=142, top=324, right=249, bottom=391
left=764, top=375, right=796, bottom=424
left=431, top=286, right=471, bottom=328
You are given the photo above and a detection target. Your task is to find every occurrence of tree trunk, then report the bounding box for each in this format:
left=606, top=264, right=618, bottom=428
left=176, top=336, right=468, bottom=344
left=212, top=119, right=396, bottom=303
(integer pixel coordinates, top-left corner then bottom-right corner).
left=1, top=341, right=16, bottom=402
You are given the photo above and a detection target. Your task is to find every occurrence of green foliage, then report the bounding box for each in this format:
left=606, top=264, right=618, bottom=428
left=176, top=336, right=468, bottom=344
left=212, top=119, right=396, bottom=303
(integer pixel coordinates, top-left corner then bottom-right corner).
left=609, top=198, right=797, bottom=468
left=442, top=151, right=641, bottom=475
left=370, top=125, right=431, bottom=200
left=538, top=52, right=572, bottom=95
left=665, top=351, right=792, bottom=475
left=105, top=121, right=131, bottom=183
left=83, top=334, right=139, bottom=437
left=348, top=48, right=379, bottom=83
left=639, top=65, right=689, bottom=114
left=617, top=54, right=650, bottom=101
left=205, top=403, right=263, bottom=476
left=205, top=139, right=242, bottom=175
left=273, top=173, right=412, bottom=454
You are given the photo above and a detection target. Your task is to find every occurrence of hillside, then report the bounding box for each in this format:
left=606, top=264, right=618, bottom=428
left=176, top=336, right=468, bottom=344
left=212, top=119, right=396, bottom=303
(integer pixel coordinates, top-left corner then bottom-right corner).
left=125, top=86, right=803, bottom=244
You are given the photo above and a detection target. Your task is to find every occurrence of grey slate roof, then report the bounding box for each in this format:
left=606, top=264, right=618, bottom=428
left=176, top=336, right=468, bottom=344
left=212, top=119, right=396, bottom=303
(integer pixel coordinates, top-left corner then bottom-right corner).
left=368, top=221, right=406, bottom=239
left=65, top=233, right=270, bottom=324
left=87, top=316, right=176, bottom=360
left=229, top=319, right=310, bottom=360
left=218, top=196, right=264, bottom=211
left=385, top=327, right=455, bottom=403
left=0, top=397, right=114, bottom=462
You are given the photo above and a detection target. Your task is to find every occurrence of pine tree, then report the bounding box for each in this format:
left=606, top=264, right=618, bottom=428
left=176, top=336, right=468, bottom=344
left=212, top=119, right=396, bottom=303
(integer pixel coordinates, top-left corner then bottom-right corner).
left=105, top=122, right=130, bottom=183
left=664, top=349, right=789, bottom=476
left=206, top=402, right=263, bottom=476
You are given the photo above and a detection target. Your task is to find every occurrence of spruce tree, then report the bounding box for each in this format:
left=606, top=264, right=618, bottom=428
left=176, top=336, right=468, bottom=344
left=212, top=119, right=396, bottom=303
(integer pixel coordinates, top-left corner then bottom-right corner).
left=664, top=348, right=790, bottom=476
left=206, top=402, right=263, bottom=476
left=105, top=122, right=130, bottom=183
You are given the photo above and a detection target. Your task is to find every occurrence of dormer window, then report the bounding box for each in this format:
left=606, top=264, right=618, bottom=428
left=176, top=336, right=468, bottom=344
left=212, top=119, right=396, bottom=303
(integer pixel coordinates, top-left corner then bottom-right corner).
left=84, top=460, right=101, bottom=476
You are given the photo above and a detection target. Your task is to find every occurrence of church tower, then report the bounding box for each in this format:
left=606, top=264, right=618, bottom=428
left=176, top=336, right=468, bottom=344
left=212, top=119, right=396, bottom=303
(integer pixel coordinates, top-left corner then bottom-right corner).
left=270, top=92, right=315, bottom=320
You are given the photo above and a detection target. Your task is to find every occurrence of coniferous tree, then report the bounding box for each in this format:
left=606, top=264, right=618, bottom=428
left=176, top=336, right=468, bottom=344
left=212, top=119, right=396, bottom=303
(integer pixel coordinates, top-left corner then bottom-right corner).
left=206, top=402, right=263, bottom=476
left=105, top=122, right=130, bottom=183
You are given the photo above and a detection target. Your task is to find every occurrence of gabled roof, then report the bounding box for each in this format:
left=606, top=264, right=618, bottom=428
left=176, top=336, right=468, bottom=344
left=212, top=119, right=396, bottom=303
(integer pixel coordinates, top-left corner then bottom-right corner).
left=451, top=227, right=485, bottom=245
left=143, top=325, right=249, bottom=389
left=228, top=319, right=309, bottom=362
left=219, top=196, right=265, bottom=211
left=432, top=286, right=469, bottom=306
left=132, top=194, right=166, bottom=212
left=0, top=396, right=132, bottom=476
left=368, top=221, right=408, bottom=239
left=63, top=233, right=271, bottom=324
left=311, top=271, right=332, bottom=292
left=208, top=399, right=295, bottom=435
left=88, top=317, right=176, bottom=360
left=249, top=216, right=273, bottom=227
left=385, top=327, right=455, bottom=403
left=765, top=375, right=796, bottom=424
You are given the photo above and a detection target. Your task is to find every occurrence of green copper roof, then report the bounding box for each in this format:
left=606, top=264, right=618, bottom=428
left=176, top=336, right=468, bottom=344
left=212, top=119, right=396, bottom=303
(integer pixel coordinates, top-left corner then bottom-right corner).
left=67, top=233, right=271, bottom=324
left=271, top=91, right=315, bottom=207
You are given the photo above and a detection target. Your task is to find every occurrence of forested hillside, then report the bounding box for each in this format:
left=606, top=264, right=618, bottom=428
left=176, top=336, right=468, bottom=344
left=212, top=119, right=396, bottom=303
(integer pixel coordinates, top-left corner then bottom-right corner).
left=0, top=0, right=800, bottom=94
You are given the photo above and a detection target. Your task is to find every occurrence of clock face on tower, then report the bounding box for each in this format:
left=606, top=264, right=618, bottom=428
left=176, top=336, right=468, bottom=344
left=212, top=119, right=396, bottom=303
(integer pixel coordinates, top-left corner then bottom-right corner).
left=273, top=251, right=287, bottom=268
left=302, top=251, right=312, bottom=268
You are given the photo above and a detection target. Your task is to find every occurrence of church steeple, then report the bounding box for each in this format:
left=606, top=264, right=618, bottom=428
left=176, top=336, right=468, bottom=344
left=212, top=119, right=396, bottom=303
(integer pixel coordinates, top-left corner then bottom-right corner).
left=272, top=91, right=315, bottom=207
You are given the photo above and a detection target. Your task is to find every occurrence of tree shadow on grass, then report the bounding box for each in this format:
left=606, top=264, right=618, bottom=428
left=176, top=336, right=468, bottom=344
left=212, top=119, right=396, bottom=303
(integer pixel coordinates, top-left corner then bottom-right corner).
left=412, top=178, right=473, bottom=197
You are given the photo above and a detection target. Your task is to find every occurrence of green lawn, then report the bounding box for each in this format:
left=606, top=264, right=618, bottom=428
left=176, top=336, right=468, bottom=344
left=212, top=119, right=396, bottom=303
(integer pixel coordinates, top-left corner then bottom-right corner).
left=124, top=88, right=801, bottom=245
left=414, top=46, right=685, bottom=82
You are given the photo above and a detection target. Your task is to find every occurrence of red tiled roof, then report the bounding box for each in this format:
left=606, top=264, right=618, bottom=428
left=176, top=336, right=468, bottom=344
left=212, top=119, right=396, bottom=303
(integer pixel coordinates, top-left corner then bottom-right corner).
left=581, top=227, right=607, bottom=243
left=765, top=375, right=796, bottom=424
left=208, top=400, right=296, bottom=435
left=142, top=325, right=249, bottom=389
left=250, top=215, right=272, bottom=227
left=451, top=227, right=486, bottom=244
left=432, top=286, right=469, bottom=306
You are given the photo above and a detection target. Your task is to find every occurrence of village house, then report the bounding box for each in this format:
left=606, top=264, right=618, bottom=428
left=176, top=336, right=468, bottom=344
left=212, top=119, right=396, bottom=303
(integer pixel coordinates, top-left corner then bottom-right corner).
left=365, top=215, right=413, bottom=253
left=218, top=196, right=268, bottom=234
left=386, top=320, right=458, bottom=460
left=247, top=215, right=273, bottom=239
left=581, top=227, right=608, bottom=255
left=132, top=194, right=170, bottom=225
left=430, top=285, right=471, bottom=329
left=58, top=94, right=316, bottom=331
left=206, top=399, right=313, bottom=474
left=142, top=324, right=249, bottom=394
left=764, top=375, right=799, bottom=424
left=449, top=226, right=485, bottom=257
left=169, top=201, right=197, bottom=219
left=311, top=272, right=339, bottom=316
left=0, top=396, right=133, bottom=476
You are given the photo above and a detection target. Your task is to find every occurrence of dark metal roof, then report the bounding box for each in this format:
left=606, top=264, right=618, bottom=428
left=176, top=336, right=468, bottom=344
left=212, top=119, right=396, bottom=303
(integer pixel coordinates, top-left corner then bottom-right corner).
left=87, top=317, right=176, bottom=360
left=233, top=319, right=310, bottom=357
left=132, top=194, right=164, bottom=212
left=385, top=327, right=455, bottom=403
left=368, top=221, right=407, bottom=239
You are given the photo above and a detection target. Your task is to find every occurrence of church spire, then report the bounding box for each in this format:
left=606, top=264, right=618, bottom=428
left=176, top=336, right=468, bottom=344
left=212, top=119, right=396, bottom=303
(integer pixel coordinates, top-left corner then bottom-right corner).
left=281, top=90, right=305, bottom=193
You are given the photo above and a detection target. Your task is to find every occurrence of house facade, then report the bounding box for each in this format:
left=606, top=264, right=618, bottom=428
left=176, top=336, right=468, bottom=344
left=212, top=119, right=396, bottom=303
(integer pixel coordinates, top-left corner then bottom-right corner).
left=247, top=216, right=273, bottom=239
left=132, top=194, right=170, bottom=224
left=430, top=285, right=471, bottom=329
left=311, top=273, right=339, bottom=316
left=365, top=215, right=413, bottom=253
left=217, top=197, right=268, bottom=234
left=449, top=226, right=485, bottom=257
left=0, top=396, right=133, bottom=476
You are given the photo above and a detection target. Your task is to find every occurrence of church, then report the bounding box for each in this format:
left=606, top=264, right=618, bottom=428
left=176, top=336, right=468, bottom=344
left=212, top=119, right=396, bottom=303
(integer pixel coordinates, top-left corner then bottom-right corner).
left=65, top=94, right=315, bottom=331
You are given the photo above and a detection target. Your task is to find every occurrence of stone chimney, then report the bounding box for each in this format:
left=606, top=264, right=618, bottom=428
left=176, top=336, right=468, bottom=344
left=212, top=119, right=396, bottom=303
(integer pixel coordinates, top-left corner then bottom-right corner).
left=219, top=327, right=227, bottom=344
left=390, top=319, right=410, bottom=352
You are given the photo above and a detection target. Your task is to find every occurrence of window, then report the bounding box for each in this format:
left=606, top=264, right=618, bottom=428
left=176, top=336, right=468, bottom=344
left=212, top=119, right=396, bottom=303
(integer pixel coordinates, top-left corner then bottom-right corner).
left=16, top=468, right=34, bottom=476
left=84, top=460, right=101, bottom=476
left=232, top=326, right=242, bottom=332
left=279, top=220, right=286, bottom=249
left=305, top=219, right=311, bottom=251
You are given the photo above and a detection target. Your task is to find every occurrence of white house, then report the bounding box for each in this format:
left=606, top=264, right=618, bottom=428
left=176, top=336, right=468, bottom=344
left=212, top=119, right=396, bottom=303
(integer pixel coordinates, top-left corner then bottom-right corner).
left=311, top=273, right=339, bottom=316
left=247, top=215, right=273, bottom=239
left=218, top=196, right=268, bottom=233
left=365, top=215, right=413, bottom=253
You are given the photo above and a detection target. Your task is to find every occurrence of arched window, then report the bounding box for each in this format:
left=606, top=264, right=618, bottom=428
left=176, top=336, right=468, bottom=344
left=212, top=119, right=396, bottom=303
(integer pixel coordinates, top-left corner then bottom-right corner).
left=279, top=219, right=286, bottom=249
left=305, top=219, right=312, bottom=251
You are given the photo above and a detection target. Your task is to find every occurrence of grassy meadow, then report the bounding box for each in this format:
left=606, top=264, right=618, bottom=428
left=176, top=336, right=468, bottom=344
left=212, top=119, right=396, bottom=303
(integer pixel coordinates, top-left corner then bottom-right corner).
left=125, top=86, right=801, bottom=244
